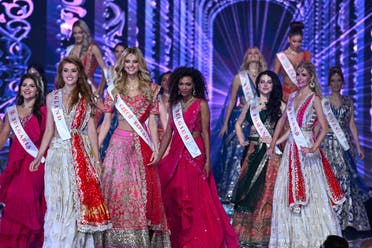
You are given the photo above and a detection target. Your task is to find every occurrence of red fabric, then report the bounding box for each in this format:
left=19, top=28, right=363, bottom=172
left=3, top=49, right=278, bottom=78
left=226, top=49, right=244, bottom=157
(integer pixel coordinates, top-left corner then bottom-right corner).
left=0, top=106, right=47, bottom=247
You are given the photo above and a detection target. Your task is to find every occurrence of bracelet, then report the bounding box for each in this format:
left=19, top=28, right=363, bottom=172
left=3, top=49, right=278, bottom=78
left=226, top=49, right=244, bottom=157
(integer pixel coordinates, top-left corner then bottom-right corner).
left=94, top=160, right=102, bottom=165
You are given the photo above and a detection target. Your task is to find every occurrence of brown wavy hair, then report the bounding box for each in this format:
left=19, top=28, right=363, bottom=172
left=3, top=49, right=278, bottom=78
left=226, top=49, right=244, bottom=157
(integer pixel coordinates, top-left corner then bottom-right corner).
left=55, top=57, right=94, bottom=112
left=111, top=47, right=153, bottom=103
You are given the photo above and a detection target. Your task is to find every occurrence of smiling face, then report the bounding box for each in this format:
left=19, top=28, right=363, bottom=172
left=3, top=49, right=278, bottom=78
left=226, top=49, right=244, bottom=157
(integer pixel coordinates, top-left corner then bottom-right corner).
left=20, top=77, right=38, bottom=100
left=178, top=76, right=194, bottom=98
left=62, top=62, right=79, bottom=86
left=257, top=74, right=273, bottom=96
left=73, top=26, right=85, bottom=44
left=329, top=73, right=343, bottom=93
left=296, top=66, right=312, bottom=89
left=124, top=53, right=139, bottom=76
left=288, top=34, right=303, bottom=52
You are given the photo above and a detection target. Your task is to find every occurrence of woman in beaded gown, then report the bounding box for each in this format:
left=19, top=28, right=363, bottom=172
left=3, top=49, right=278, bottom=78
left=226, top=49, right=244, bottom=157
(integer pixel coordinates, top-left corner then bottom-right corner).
left=232, top=71, right=286, bottom=247
left=212, top=47, right=267, bottom=203
left=0, top=74, right=46, bottom=247
left=96, top=47, right=170, bottom=247
left=30, top=57, right=111, bottom=248
left=267, top=62, right=344, bottom=248
left=320, top=66, right=370, bottom=232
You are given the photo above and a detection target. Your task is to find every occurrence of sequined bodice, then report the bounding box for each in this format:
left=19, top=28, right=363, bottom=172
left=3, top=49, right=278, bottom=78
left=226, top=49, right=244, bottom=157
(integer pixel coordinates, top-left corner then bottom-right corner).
left=329, top=96, right=352, bottom=132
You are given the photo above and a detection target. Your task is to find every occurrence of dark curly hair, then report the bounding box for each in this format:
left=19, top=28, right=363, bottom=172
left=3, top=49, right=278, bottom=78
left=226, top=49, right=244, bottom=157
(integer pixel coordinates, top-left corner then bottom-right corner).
left=16, top=73, right=45, bottom=123
left=255, top=70, right=283, bottom=124
left=168, top=67, right=208, bottom=107
left=289, top=21, right=304, bottom=37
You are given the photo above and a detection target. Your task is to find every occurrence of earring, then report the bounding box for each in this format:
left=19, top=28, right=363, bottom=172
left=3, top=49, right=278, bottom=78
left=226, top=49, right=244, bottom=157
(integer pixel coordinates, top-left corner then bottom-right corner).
left=309, top=81, right=315, bottom=88
left=193, top=88, right=196, bottom=95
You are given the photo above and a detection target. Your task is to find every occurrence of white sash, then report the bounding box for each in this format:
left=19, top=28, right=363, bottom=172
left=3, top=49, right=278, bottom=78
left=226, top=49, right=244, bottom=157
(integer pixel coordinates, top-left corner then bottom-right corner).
left=107, top=85, right=154, bottom=151
left=287, top=93, right=310, bottom=148
left=51, top=90, right=71, bottom=140
left=322, top=97, right=350, bottom=151
left=277, top=52, right=298, bottom=87
left=250, top=98, right=282, bottom=155
left=172, top=103, right=201, bottom=158
left=7, top=106, right=45, bottom=163
left=239, top=70, right=257, bottom=102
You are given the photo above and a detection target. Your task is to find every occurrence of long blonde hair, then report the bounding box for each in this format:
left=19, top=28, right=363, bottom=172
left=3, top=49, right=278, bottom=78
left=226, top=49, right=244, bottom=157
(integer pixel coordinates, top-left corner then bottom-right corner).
left=112, top=47, right=153, bottom=103
left=72, top=19, right=93, bottom=57
left=297, top=62, right=322, bottom=97
left=240, top=47, right=267, bottom=72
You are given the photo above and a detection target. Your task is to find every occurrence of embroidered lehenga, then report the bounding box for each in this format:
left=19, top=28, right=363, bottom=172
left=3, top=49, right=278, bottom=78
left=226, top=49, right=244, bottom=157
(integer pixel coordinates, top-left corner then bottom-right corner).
left=95, top=83, right=170, bottom=248
left=158, top=99, right=239, bottom=248
left=43, top=90, right=111, bottom=248
left=0, top=106, right=46, bottom=247
left=269, top=93, right=344, bottom=248
left=232, top=109, right=280, bottom=247
left=320, top=96, right=370, bottom=231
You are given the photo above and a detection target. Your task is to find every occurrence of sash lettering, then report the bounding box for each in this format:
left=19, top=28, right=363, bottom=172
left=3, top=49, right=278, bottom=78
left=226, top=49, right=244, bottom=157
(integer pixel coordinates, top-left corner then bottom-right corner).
left=172, top=103, right=201, bottom=158
left=277, top=52, right=298, bottom=87
left=287, top=93, right=310, bottom=148
left=52, top=90, right=71, bottom=140
left=7, top=106, right=45, bottom=163
left=107, top=85, right=154, bottom=151
left=250, top=98, right=282, bottom=155
left=239, top=70, right=257, bottom=102
left=322, top=97, right=350, bottom=151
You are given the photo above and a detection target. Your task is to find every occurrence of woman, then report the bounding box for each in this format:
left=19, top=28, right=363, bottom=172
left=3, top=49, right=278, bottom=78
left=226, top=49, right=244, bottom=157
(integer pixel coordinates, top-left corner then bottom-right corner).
left=267, top=62, right=344, bottom=247
left=157, top=71, right=172, bottom=136
left=273, top=21, right=311, bottom=102
left=27, top=63, right=48, bottom=96
left=96, top=47, right=170, bottom=247
left=232, top=70, right=286, bottom=247
left=151, top=67, right=239, bottom=247
left=66, top=19, right=107, bottom=96
left=30, top=57, right=111, bottom=247
left=213, top=47, right=267, bottom=203
left=320, top=66, right=370, bottom=232
left=0, top=74, right=46, bottom=247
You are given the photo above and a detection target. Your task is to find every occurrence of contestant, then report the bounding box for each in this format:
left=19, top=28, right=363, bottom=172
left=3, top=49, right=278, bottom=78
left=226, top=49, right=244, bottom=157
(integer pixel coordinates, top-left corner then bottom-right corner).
left=213, top=47, right=267, bottom=203
left=320, top=66, right=370, bottom=232
left=27, top=63, right=48, bottom=95
left=0, top=74, right=46, bottom=247
left=273, top=21, right=311, bottom=102
left=157, top=71, right=172, bottom=137
left=232, top=70, right=285, bottom=247
left=267, top=62, right=344, bottom=247
left=96, top=47, right=170, bottom=247
left=151, top=66, right=239, bottom=247
left=30, top=57, right=111, bottom=247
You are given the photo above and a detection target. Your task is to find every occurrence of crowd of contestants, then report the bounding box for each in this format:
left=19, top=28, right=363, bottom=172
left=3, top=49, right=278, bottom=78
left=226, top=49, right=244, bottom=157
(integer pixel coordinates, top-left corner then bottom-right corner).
left=0, top=19, right=370, bottom=248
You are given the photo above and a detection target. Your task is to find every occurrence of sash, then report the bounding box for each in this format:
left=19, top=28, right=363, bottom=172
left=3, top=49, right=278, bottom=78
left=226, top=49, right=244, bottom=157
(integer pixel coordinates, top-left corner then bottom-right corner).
left=103, top=67, right=114, bottom=86
left=239, top=70, right=257, bottom=102
left=107, top=85, right=154, bottom=151
left=322, top=97, right=350, bottom=151
left=277, top=52, right=298, bottom=87
left=172, top=103, right=201, bottom=158
left=52, top=90, right=71, bottom=140
left=249, top=98, right=282, bottom=155
left=7, top=106, right=45, bottom=163
left=287, top=93, right=310, bottom=148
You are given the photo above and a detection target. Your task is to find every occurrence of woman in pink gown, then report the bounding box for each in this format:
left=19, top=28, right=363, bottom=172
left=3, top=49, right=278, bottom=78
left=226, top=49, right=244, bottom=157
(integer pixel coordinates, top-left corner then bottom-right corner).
left=151, top=67, right=239, bottom=248
left=0, top=74, right=46, bottom=247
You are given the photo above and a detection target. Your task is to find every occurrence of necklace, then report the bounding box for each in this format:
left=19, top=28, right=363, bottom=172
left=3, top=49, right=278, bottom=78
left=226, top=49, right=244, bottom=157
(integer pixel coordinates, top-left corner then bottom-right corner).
left=127, top=84, right=138, bottom=91
left=288, top=47, right=298, bottom=55
left=181, top=97, right=194, bottom=110
left=21, top=103, right=33, bottom=109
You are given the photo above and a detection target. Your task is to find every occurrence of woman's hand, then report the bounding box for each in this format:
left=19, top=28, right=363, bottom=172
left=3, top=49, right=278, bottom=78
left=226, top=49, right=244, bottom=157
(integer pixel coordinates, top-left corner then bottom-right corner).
left=260, top=135, right=272, bottom=145
left=29, top=157, right=42, bottom=172
left=357, top=147, right=365, bottom=160
left=203, top=161, right=211, bottom=178
left=266, top=147, right=274, bottom=159
left=148, top=151, right=160, bottom=166
left=300, top=146, right=315, bottom=155
left=219, top=124, right=228, bottom=137
left=238, top=138, right=249, bottom=147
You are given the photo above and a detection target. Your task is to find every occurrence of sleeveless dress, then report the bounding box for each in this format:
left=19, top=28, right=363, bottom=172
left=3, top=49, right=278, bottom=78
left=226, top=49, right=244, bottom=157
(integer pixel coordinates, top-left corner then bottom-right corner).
left=269, top=93, right=344, bottom=248
left=320, top=95, right=370, bottom=231
left=158, top=99, right=239, bottom=248
left=232, top=109, right=280, bottom=247
left=0, top=106, right=46, bottom=248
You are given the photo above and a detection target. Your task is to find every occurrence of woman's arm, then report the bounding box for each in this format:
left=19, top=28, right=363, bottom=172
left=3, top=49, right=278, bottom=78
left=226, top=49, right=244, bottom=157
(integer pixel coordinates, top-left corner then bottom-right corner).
left=219, top=75, right=241, bottom=137
left=158, top=98, right=168, bottom=130
left=235, top=103, right=250, bottom=146
left=200, top=100, right=211, bottom=177
left=349, top=103, right=364, bottom=159
left=0, top=115, right=11, bottom=149
left=92, top=44, right=107, bottom=96
left=267, top=108, right=288, bottom=157
left=149, top=117, right=172, bottom=165
left=87, top=115, right=101, bottom=163
left=148, top=113, right=159, bottom=162
left=97, top=112, right=112, bottom=147
left=29, top=93, right=56, bottom=171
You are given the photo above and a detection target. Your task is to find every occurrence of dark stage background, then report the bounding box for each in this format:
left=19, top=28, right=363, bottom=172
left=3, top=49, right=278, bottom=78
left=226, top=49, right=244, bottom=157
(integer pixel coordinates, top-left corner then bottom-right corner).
left=0, top=0, right=371, bottom=185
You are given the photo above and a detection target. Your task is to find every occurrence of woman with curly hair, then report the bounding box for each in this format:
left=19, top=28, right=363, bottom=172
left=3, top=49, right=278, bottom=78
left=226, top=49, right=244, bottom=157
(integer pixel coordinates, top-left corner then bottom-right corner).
left=213, top=47, right=267, bottom=204
left=30, top=57, right=111, bottom=247
left=96, top=47, right=170, bottom=247
left=151, top=66, right=239, bottom=248
left=0, top=74, right=46, bottom=247
left=232, top=70, right=286, bottom=247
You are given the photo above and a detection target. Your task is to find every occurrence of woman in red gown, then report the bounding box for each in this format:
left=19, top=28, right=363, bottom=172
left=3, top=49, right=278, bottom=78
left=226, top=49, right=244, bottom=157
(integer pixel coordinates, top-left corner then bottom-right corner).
left=151, top=67, right=239, bottom=248
left=0, top=74, right=46, bottom=247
